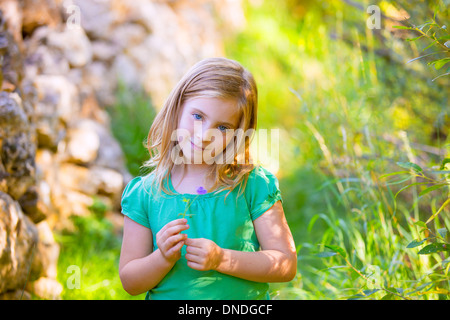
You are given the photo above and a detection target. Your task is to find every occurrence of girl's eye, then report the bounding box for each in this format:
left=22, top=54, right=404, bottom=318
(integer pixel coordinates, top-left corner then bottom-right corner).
left=193, top=113, right=228, bottom=132
left=218, top=125, right=228, bottom=132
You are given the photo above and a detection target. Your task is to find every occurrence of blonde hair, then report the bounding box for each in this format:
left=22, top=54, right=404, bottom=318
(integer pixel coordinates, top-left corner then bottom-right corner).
left=143, top=57, right=259, bottom=202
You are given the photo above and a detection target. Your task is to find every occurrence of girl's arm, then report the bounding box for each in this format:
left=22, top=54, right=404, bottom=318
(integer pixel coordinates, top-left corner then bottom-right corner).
left=184, top=200, right=297, bottom=282
left=119, top=217, right=188, bottom=295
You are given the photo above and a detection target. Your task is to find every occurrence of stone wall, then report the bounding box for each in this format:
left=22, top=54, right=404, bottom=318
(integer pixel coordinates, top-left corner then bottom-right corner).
left=0, top=0, right=244, bottom=299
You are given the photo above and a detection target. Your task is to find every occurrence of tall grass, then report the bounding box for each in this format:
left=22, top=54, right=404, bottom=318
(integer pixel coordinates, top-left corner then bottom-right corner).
left=224, top=0, right=449, bottom=299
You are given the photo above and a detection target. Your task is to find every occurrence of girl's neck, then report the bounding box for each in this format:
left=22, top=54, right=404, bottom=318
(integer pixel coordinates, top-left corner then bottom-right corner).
left=171, top=164, right=216, bottom=192
left=177, top=164, right=211, bottom=178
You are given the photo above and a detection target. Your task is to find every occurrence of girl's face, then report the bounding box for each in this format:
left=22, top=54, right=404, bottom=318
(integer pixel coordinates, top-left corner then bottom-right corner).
left=174, top=97, right=241, bottom=165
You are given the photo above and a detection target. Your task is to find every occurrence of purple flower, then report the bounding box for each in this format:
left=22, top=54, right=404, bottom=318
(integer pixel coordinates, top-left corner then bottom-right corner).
left=178, top=186, right=207, bottom=219
left=196, top=186, right=207, bottom=195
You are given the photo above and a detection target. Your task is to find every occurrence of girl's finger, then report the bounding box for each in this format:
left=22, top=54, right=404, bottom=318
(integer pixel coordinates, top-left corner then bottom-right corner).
left=185, top=253, right=202, bottom=263
left=184, top=238, right=203, bottom=247
left=167, top=240, right=185, bottom=256
left=187, top=261, right=203, bottom=271
left=185, top=245, right=202, bottom=256
left=159, top=219, right=188, bottom=235
left=165, top=233, right=187, bottom=248
left=165, top=223, right=190, bottom=237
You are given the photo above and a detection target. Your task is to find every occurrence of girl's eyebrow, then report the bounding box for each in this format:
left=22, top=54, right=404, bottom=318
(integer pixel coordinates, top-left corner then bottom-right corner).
left=191, top=108, right=236, bottom=128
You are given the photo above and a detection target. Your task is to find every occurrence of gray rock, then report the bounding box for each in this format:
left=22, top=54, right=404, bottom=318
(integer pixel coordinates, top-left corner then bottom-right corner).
left=0, top=191, right=39, bottom=295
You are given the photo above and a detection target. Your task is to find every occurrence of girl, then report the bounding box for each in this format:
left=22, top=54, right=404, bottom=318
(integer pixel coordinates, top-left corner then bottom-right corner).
left=119, top=57, right=297, bottom=300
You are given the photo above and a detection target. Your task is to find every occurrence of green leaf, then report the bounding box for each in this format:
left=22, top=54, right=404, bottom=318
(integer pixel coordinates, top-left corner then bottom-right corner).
left=414, top=221, right=428, bottom=229
left=363, top=289, right=380, bottom=297
left=316, top=251, right=337, bottom=258
left=416, top=21, right=438, bottom=31
left=406, top=282, right=434, bottom=296
left=438, top=228, right=447, bottom=239
left=406, top=52, right=444, bottom=64
left=432, top=72, right=450, bottom=81
left=406, top=238, right=428, bottom=248
left=418, top=243, right=450, bottom=255
left=429, top=58, right=450, bottom=70
left=393, top=25, right=413, bottom=30
left=425, top=198, right=450, bottom=224
left=419, top=184, right=447, bottom=197
left=440, top=158, right=450, bottom=170
left=324, top=244, right=347, bottom=258
left=406, top=35, right=424, bottom=41
left=379, top=171, right=410, bottom=179
left=395, top=182, right=429, bottom=199
left=396, top=161, right=423, bottom=173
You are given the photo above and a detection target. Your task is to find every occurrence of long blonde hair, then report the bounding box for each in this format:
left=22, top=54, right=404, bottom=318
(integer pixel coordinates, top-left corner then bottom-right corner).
left=143, top=57, right=259, bottom=201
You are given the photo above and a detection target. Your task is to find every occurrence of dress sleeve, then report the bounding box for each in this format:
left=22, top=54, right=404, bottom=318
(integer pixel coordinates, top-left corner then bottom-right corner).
left=121, top=176, right=151, bottom=229
left=244, top=166, right=283, bottom=221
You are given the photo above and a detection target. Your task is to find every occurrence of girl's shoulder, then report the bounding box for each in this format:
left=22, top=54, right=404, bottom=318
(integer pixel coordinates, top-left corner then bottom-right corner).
left=122, top=172, right=158, bottom=200
left=243, top=164, right=281, bottom=197
left=242, top=165, right=283, bottom=220
left=246, top=165, right=279, bottom=184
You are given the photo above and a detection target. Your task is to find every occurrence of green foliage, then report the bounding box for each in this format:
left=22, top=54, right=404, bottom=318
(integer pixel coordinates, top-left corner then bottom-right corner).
left=107, top=81, right=156, bottom=176
left=395, top=11, right=450, bottom=81
left=55, top=213, right=146, bottom=300
left=224, top=0, right=449, bottom=300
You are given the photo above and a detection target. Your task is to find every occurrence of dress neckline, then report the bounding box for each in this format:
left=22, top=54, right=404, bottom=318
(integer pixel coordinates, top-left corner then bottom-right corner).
left=167, top=172, right=225, bottom=198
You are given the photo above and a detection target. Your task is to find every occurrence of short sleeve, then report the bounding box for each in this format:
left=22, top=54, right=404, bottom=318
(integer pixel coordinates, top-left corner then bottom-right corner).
left=244, top=166, right=283, bottom=221
left=121, top=176, right=152, bottom=229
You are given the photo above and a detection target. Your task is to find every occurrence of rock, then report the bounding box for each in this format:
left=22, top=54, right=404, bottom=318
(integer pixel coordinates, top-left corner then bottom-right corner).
left=18, top=186, right=46, bottom=223
left=21, top=0, right=62, bottom=36
left=0, top=91, right=29, bottom=135
left=0, top=289, right=32, bottom=300
left=0, top=192, right=39, bottom=295
left=89, top=166, right=124, bottom=197
left=91, top=40, right=120, bottom=62
left=58, top=163, right=123, bottom=198
left=33, top=74, right=81, bottom=148
left=62, top=118, right=129, bottom=178
left=0, top=30, right=23, bottom=92
left=112, top=53, right=141, bottom=90
left=0, top=0, right=24, bottom=50
left=112, top=23, right=147, bottom=49
left=53, top=189, right=94, bottom=219
left=24, top=44, right=71, bottom=77
left=72, top=0, right=118, bottom=40
left=32, top=221, right=59, bottom=279
left=65, top=125, right=100, bottom=164
left=0, top=91, right=36, bottom=200
left=27, top=277, right=62, bottom=300
left=46, top=27, right=92, bottom=68
left=33, top=74, right=81, bottom=125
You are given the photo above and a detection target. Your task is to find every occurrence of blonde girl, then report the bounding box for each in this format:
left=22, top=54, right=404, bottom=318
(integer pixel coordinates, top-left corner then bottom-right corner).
left=119, top=57, right=296, bottom=299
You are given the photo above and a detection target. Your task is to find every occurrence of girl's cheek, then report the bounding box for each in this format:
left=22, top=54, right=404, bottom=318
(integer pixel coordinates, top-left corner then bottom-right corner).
left=174, top=127, right=192, bottom=149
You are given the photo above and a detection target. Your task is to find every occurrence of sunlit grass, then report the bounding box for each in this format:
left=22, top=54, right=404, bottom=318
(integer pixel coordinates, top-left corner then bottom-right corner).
left=225, top=0, right=449, bottom=300
left=55, top=214, right=146, bottom=300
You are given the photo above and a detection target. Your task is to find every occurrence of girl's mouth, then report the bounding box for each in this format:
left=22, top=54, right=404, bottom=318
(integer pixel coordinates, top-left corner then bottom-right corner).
left=191, top=140, right=204, bottom=151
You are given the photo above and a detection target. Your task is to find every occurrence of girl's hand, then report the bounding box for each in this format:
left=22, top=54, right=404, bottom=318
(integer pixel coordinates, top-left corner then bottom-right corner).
left=185, top=238, right=223, bottom=271
left=156, top=218, right=189, bottom=263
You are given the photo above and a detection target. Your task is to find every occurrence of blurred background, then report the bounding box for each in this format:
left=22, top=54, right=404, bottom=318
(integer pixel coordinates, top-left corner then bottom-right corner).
left=0, top=0, right=448, bottom=300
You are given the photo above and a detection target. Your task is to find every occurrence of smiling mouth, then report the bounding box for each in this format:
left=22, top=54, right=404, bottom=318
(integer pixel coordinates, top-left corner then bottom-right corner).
left=191, top=141, right=205, bottom=150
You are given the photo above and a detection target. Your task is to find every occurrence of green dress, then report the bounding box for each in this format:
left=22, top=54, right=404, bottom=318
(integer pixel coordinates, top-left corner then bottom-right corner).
left=120, top=165, right=283, bottom=300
